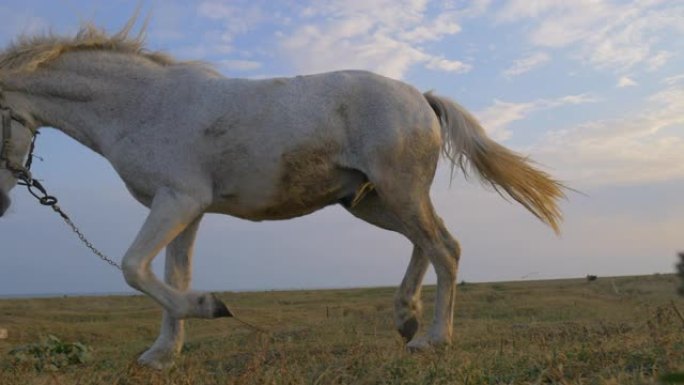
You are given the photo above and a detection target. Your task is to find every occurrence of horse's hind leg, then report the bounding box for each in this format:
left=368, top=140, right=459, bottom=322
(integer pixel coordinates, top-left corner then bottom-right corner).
left=138, top=216, right=202, bottom=369
left=395, top=247, right=430, bottom=341
left=360, top=130, right=460, bottom=348
left=347, top=182, right=460, bottom=348
left=344, top=192, right=430, bottom=342
left=389, top=194, right=460, bottom=349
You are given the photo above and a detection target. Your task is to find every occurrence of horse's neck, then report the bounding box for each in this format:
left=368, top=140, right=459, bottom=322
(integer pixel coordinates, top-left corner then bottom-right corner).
left=2, top=52, right=161, bottom=155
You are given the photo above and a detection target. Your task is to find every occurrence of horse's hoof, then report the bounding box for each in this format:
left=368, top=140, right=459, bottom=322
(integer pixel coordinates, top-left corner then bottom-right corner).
left=210, top=293, right=233, bottom=318
left=406, top=336, right=433, bottom=352
left=397, top=316, right=419, bottom=342
left=138, top=349, right=176, bottom=370
left=406, top=334, right=451, bottom=352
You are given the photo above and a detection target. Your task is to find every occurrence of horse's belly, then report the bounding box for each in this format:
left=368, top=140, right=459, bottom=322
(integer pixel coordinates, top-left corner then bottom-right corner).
left=207, top=134, right=370, bottom=220
left=208, top=181, right=345, bottom=220
left=208, top=166, right=367, bottom=221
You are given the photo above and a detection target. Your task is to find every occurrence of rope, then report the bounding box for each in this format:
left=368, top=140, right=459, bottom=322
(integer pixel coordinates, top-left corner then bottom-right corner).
left=231, top=315, right=271, bottom=334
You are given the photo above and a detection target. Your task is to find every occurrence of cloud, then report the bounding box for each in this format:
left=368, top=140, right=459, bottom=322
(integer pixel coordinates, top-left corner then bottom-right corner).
left=457, top=0, right=493, bottom=17
left=179, top=0, right=270, bottom=60
left=496, top=0, right=570, bottom=22
left=617, top=76, right=637, bottom=88
left=477, top=100, right=535, bottom=141
left=426, top=57, right=471, bottom=73
left=197, top=1, right=265, bottom=42
left=477, top=93, right=598, bottom=141
left=647, top=51, right=673, bottom=71
left=276, top=0, right=471, bottom=79
left=663, top=73, right=684, bottom=85
left=400, top=13, right=462, bottom=42
left=496, top=1, right=684, bottom=73
left=532, top=84, right=684, bottom=186
left=503, top=52, right=550, bottom=77
left=190, top=1, right=474, bottom=79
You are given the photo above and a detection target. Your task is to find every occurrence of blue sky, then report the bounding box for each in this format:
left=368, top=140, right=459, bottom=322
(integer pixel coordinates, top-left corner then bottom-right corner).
left=0, top=0, right=682, bottom=296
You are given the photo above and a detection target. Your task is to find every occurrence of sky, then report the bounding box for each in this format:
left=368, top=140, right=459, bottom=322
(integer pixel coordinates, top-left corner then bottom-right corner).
left=0, top=0, right=682, bottom=296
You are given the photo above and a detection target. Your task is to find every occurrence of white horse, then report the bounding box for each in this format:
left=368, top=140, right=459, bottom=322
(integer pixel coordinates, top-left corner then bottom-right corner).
left=0, top=24, right=564, bottom=368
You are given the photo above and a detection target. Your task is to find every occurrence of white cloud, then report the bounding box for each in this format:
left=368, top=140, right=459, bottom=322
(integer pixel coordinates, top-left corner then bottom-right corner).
left=663, top=73, right=684, bottom=85
left=496, top=0, right=570, bottom=22
left=400, top=13, right=462, bottom=42
left=191, top=0, right=267, bottom=58
left=280, top=24, right=429, bottom=78
left=496, top=1, right=684, bottom=73
left=550, top=94, right=599, bottom=106
left=190, top=1, right=499, bottom=79
left=477, top=100, right=535, bottom=141
left=532, top=84, right=684, bottom=186
left=617, top=76, right=637, bottom=88
left=503, top=52, right=550, bottom=77
left=197, top=1, right=265, bottom=41
left=191, top=1, right=473, bottom=79
left=456, top=0, right=492, bottom=17
left=275, top=0, right=470, bottom=79
left=477, top=93, right=597, bottom=141
left=647, top=51, right=674, bottom=71
left=426, top=57, right=471, bottom=73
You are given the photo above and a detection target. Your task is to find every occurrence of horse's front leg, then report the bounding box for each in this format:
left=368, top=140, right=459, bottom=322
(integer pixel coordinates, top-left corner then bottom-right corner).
left=121, top=188, right=230, bottom=320
left=138, top=215, right=206, bottom=369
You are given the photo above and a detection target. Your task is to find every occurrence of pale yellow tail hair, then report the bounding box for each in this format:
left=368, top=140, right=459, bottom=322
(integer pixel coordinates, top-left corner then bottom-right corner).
left=424, top=92, right=566, bottom=234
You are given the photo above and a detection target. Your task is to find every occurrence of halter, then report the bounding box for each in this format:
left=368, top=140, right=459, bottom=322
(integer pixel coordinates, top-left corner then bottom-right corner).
left=0, top=107, right=35, bottom=182
left=0, top=106, right=57, bottom=206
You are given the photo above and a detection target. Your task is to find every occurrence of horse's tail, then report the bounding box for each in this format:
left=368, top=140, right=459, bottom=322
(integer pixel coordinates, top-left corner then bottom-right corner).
left=423, top=91, right=565, bottom=234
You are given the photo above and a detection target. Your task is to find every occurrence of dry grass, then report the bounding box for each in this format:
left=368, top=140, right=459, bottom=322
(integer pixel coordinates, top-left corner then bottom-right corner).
left=1, top=274, right=683, bottom=384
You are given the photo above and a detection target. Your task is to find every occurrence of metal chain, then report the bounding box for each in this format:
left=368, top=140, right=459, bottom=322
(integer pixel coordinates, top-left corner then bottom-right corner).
left=19, top=178, right=122, bottom=271
left=52, top=204, right=122, bottom=270
left=7, top=130, right=121, bottom=271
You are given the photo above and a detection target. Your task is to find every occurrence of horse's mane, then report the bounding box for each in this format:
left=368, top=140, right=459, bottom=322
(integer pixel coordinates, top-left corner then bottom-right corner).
left=0, top=19, right=180, bottom=73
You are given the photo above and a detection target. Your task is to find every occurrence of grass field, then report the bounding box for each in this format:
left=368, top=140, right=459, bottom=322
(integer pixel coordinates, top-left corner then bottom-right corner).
left=1, top=274, right=683, bottom=384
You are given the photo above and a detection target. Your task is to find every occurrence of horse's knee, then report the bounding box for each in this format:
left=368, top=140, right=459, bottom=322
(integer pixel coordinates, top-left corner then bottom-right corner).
left=394, top=293, right=422, bottom=311
left=122, top=259, right=146, bottom=290
left=424, top=244, right=457, bottom=281
left=445, top=237, right=461, bottom=262
left=394, top=296, right=411, bottom=312
left=438, top=225, right=461, bottom=262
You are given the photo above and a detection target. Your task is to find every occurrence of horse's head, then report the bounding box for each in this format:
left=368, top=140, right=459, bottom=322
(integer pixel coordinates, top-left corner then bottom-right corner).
left=0, top=111, right=34, bottom=217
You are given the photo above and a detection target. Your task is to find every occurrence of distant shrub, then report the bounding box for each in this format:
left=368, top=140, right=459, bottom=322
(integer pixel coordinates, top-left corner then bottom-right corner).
left=491, top=284, right=506, bottom=291
left=586, top=275, right=598, bottom=282
left=9, top=334, right=91, bottom=371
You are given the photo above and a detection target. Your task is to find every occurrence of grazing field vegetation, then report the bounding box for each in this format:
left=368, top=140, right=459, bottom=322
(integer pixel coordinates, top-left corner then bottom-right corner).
left=1, top=274, right=683, bottom=384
